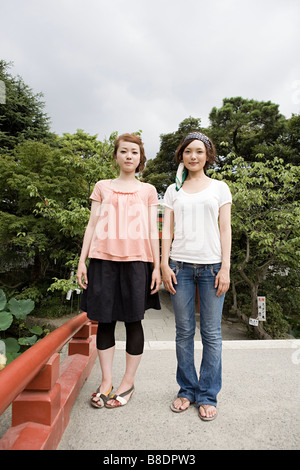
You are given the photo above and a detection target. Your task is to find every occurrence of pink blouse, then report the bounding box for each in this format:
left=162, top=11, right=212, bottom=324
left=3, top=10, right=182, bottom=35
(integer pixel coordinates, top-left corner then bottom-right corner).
left=88, top=179, right=159, bottom=262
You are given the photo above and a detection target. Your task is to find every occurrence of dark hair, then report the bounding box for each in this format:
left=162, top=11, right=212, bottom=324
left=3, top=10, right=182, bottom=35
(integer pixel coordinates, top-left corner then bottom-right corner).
left=114, top=133, right=146, bottom=172
left=174, top=133, right=216, bottom=171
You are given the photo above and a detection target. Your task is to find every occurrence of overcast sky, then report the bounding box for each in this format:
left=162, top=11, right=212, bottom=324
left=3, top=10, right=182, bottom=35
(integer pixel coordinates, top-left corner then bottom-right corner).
left=1, top=0, right=300, bottom=158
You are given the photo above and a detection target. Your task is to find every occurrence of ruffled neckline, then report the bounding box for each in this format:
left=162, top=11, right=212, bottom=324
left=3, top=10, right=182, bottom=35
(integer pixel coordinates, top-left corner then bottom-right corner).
left=107, top=179, right=142, bottom=194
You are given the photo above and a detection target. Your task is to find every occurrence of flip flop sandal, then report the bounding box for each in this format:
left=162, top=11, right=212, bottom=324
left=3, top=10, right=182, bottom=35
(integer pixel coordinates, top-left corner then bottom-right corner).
left=90, top=385, right=113, bottom=408
left=199, top=405, right=218, bottom=421
left=170, top=397, right=190, bottom=413
left=105, top=385, right=135, bottom=408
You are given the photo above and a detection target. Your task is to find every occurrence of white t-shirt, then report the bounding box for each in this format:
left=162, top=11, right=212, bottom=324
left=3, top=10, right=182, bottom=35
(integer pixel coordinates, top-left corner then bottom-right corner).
left=162, top=179, right=232, bottom=264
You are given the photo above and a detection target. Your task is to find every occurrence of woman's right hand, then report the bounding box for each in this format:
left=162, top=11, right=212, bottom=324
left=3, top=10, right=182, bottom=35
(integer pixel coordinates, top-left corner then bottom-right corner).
left=76, top=260, right=88, bottom=289
left=161, top=265, right=177, bottom=295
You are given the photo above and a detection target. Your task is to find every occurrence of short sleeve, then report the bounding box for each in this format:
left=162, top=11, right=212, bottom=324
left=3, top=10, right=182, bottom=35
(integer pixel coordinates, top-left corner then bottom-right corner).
left=147, top=184, right=159, bottom=206
left=218, top=181, right=232, bottom=208
left=162, top=184, right=175, bottom=210
left=89, top=181, right=102, bottom=202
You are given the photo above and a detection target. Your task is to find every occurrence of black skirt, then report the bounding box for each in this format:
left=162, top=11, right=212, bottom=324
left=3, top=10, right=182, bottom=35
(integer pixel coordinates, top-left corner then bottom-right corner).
left=80, top=258, right=161, bottom=323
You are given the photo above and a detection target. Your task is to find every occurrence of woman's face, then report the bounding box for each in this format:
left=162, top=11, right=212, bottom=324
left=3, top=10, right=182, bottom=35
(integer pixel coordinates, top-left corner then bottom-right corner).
left=115, top=140, right=141, bottom=172
left=182, top=140, right=207, bottom=172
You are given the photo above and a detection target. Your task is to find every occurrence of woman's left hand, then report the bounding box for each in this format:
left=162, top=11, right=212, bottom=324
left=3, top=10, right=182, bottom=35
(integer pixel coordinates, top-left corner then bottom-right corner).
left=215, top=266, right=230, bottom=297
left=150, top=267, right=161, bottom=294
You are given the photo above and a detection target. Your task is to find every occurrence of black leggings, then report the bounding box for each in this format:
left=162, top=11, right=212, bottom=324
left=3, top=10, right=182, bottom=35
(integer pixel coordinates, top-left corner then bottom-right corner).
left=96, top=321, right=144, bottom=356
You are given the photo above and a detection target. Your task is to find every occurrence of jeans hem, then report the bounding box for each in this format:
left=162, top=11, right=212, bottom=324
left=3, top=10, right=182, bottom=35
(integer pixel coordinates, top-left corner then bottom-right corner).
left=178, top=394, right=195, bottom=404
left=196, top=400, right=217, bottom=408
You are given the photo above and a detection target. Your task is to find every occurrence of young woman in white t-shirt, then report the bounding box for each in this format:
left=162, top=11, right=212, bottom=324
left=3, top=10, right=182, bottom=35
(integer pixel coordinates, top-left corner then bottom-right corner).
left=161, top=132, right=232, bottom=421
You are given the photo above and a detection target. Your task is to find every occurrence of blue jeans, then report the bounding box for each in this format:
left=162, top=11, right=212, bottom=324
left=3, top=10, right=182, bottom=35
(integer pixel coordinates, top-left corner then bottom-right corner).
left=169, top=260, right=225, bottom=408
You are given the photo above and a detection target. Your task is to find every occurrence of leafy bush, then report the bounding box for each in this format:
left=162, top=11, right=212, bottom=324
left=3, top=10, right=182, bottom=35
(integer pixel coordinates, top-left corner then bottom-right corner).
left=0, top=289, right=47, bottom=365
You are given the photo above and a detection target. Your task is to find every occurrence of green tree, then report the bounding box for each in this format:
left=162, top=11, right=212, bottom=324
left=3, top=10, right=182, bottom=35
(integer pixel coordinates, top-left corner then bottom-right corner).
left=208, top=97, right=290, bottom=163
left=0, top=140, right=84, bottom=290
left=212, top=155, right=300, bottom=338
left=0, top=60, right=53, bottom=152
left=285, top=114, right=300, bottom=165
left=58, top=129, right=118, bottom=197
left=0, top=131, right=118, bottom=309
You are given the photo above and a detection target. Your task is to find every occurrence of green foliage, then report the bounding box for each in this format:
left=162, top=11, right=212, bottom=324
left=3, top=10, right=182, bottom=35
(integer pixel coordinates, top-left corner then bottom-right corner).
left=48, top=274, right=78, bottom=295
left=0, top=310, right=13, bottom=331
left=0, top=130, right=118, bottom=303
left=0, top=289, right=48, bottom=364
left=0, top=60, right=53, bottom=152
left=7, top=297, right=35, bottom=319
left=0, top=289, right=35, bottom=330
left=208, top=97, right=288, bottom=162
left=211, top=155, right=299, bottom=337
left=260, top=298, right=289, bottom=338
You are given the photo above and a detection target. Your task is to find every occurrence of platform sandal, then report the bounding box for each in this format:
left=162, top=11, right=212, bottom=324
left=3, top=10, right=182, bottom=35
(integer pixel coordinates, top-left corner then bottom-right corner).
left=105, top=385, right=135, bottom=408
left=90, top=385, right=113, bottom=408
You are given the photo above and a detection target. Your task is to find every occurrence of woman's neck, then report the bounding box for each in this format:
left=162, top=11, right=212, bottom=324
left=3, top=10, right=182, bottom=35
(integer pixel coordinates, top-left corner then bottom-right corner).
left=182, top=170, right=211, bottom=193
left=186, top=169, right=208, bottom=181
left=117, top=170, right=137, bottom=182
left=112, top=172, right=141, bottom=190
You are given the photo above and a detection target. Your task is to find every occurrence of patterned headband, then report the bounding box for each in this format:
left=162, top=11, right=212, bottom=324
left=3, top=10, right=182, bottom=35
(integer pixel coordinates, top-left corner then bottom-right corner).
left=183, top=132, right=212, bottom=150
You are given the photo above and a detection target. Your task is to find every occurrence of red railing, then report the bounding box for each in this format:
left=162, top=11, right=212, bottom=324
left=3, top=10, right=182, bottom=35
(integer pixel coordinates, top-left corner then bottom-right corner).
left=0, top=312, right=97, bottom=450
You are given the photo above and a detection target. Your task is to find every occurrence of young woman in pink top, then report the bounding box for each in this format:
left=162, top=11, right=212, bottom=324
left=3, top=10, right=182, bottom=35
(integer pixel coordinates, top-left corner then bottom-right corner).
left=76, top=134, right=161, bottom=408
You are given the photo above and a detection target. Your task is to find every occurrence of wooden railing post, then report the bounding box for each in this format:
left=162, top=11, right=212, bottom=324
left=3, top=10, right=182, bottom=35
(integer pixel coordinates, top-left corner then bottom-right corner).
left=0, top=313, right=97, bottom=450
left=69, top=321, right=93, bottom=356
left=12, top=353, right=61, bottom=427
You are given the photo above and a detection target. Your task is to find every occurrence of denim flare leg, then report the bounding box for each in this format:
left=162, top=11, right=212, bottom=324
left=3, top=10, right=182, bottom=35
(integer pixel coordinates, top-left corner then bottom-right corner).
left=169, top=260, right=225, bottom=408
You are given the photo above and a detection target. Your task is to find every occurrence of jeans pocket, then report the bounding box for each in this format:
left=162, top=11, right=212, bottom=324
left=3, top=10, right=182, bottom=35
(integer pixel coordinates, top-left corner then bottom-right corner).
left=210, top=263, right=222, bottom=277
left=169, top=261, right=179, bottom=277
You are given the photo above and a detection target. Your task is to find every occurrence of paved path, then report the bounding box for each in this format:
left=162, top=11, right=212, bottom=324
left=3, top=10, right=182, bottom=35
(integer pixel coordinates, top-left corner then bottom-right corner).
left=57, top=289, right=300, bottom=451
